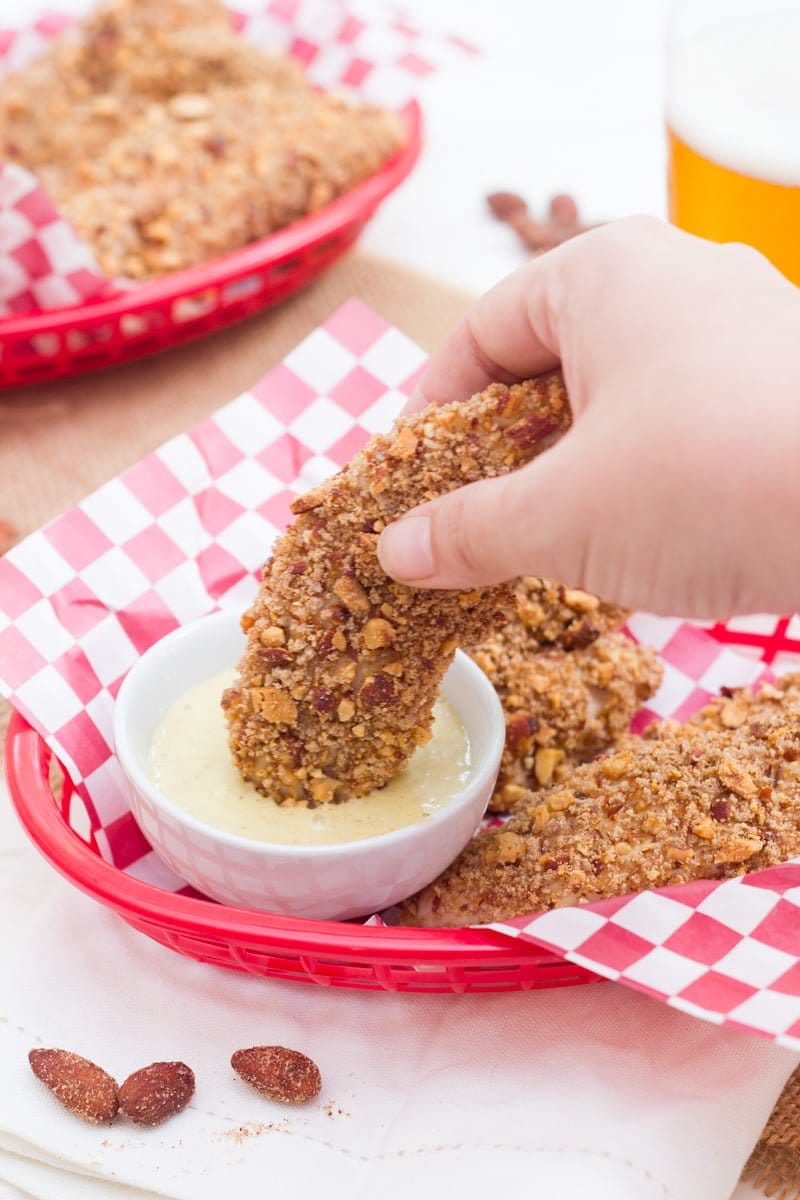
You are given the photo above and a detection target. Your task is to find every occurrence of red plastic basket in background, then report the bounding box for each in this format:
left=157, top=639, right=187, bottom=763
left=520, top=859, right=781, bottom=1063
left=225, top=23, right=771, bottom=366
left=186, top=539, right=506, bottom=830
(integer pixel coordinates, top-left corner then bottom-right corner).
left=5, top=711, right=598, bottom=994
left=0, top=101, right=422, bottom=389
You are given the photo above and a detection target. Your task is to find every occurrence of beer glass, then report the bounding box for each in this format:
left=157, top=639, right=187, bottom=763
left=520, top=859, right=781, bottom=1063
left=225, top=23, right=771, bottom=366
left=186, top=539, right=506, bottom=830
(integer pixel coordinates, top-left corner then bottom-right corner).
left=667, top=0, right=800, bottom=285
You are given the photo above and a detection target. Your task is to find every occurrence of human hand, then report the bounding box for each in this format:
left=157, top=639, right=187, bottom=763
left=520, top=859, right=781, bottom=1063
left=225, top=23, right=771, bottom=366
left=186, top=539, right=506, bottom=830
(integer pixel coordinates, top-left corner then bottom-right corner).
left=377, top=216, right=800, bottom=618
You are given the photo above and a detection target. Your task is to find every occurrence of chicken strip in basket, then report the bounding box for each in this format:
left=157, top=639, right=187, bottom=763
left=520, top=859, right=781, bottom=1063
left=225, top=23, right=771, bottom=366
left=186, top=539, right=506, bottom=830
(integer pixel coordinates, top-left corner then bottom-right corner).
left=472, top=583, right=661, bottom=812
left=401, top=676, right=800, bottom=927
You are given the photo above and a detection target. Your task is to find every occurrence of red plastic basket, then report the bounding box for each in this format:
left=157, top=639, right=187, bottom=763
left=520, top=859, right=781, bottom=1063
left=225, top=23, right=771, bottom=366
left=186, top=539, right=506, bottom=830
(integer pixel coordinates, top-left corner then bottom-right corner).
left=0, top=101, right=422, bottom=389
left=5, top=711, right=598, bottom=994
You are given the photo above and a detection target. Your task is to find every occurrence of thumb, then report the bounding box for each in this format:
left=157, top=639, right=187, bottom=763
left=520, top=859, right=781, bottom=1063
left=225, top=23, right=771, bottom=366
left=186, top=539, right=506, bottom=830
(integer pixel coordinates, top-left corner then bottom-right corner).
left=377, top=427, right=597, bottom=590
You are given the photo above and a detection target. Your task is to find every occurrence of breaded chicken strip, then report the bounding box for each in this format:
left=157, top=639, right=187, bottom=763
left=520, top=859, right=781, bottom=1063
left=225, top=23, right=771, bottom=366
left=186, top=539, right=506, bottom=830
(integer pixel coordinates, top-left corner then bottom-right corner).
left=0, top=0, right=402, bottom=279
left=401, top=676, right=800, bottom=927
left=223, top=373, right=571, bottom=805
left=472, top=598, right=662, bottom=812
left=0, top=0, right=286, bottom=176
left=55, top=82, right=403, bottom=278
left=687, top=676, right=799, bottom=733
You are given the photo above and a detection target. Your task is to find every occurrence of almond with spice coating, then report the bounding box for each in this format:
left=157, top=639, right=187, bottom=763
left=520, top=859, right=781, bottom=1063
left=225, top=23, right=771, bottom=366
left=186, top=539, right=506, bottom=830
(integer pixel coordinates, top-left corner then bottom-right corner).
left=232, top=1046, right=322, bottom=1104
left=28, top=1048, right=119, bottom=1125
left=118, top=1061, right=195, bottom=1126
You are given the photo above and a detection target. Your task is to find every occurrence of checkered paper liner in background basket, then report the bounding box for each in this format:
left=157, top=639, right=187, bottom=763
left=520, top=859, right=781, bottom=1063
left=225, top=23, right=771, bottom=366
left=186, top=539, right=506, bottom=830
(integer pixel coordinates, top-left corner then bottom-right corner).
left=0, top=0, right=473, bottom=317
left=4, top=299, right=800, bottom=1047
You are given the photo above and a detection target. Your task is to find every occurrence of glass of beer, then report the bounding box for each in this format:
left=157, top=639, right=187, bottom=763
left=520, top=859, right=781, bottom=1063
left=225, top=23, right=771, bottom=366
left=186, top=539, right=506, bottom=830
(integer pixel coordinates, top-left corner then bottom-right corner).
left=666, top=0, right=800, bottom=285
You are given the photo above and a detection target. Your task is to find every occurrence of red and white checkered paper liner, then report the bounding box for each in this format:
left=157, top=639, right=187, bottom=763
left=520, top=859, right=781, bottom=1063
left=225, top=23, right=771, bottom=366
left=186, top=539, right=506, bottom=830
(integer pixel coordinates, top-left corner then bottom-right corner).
left=4, top=300, right=800, bottom=1048
left=0, top=1, right=476, bottom=317
left=0, top=161, right=111, bottom=315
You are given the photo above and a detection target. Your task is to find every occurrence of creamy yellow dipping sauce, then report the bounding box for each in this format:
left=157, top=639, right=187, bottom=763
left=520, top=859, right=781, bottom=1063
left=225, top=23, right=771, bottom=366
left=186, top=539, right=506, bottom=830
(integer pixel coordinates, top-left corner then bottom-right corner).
left=148, top=670, right=471, bottom=846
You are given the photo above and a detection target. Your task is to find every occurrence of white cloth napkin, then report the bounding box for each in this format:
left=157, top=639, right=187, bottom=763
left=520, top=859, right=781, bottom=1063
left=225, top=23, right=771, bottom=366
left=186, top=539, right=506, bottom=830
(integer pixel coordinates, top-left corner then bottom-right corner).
left=0, top=788, right=794, bottom=1200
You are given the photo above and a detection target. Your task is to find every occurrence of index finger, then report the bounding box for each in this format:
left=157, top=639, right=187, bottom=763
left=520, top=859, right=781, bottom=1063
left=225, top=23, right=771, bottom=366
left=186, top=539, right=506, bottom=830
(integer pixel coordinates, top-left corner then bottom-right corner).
left=405, top=253, right=562, bottom=414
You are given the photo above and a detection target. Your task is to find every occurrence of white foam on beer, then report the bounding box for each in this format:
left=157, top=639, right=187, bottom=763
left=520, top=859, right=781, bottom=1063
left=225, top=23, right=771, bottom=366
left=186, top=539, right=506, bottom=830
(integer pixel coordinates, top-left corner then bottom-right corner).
left=667, top=9, right=800, bottom=186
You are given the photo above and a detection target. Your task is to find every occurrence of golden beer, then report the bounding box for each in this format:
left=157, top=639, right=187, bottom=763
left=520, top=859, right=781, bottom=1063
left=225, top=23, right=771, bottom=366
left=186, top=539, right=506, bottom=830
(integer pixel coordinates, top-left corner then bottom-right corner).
left=666, top=6, right=800, bottom=286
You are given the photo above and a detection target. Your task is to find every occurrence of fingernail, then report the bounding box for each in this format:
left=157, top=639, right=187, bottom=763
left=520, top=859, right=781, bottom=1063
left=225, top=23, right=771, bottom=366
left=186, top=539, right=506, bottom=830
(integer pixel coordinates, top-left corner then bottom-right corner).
left=378, top=516, right=434, bottom=581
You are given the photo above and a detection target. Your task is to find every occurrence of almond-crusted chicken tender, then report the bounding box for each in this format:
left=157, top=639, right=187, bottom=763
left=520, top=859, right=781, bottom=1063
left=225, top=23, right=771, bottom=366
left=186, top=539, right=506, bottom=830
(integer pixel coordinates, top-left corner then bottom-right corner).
left=57, top=0, right=279, bottom=99
left=0, top=0, right=287, bottom=175
left=474, top=631, right=662, bottom=812
left=401, top=689, right=800, bottom=927
left=642, top=677, right=800, bottom=750
left=489, top=633, right=662, bottom=811
left=0, top=0, right=404, bottom=280
left=223, top=373, right=572, bottom=806
left=55, top=82, right=404, bottom=279
left=687, top=675, right=800, bottom=733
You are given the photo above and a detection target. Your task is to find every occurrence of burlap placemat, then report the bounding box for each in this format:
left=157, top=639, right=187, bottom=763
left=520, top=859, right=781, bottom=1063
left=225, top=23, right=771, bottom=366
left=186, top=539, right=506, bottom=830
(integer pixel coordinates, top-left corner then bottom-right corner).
left=0, top=249, right=796, bottom=1197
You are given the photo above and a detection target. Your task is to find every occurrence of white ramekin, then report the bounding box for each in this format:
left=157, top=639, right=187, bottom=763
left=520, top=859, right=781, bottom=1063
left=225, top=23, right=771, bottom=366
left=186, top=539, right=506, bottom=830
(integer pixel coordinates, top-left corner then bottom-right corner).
left=113, top=610, right=504, bottom=920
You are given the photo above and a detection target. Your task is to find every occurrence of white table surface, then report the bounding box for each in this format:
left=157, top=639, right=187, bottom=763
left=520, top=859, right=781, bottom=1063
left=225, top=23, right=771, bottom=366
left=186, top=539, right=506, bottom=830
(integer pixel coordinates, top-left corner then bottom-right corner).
left=364, top=0, right=674, bottom=292
left=0, top=2, right=771, bottom=1197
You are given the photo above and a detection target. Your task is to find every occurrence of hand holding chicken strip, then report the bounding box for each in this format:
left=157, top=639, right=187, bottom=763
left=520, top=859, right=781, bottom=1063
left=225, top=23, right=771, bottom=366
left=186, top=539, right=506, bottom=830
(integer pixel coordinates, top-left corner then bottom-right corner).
left=223, top=373, right=571, bottom=805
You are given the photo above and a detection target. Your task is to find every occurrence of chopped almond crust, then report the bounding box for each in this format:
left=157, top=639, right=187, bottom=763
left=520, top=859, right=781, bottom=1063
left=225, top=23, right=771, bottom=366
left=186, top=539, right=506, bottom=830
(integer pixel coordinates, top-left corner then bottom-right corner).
left=400, top=674, right=800, bottom=927
left=688, top=678, right=800, bottom=734
left=0, top=0, right=404, bottom=279
left=51, top=83, right=404, bottom=279
left=0, top=0, right=292, bottom=170
left=222, top=373, right=571, bottom=805
left=510, top=577, right=628, bottom=651
left=473, top=628, right=663, bottom=813
left=472, top=580, right=661, bottom=812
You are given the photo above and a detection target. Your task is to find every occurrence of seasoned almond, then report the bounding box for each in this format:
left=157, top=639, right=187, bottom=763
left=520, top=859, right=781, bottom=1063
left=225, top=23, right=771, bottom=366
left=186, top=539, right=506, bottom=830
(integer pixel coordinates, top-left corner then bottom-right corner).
left=118, top=1061, right=195, bottom=1127
left=231, top=1046, right=321, bottom=1104
left=29, top=1048, right=118, bottom=1125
